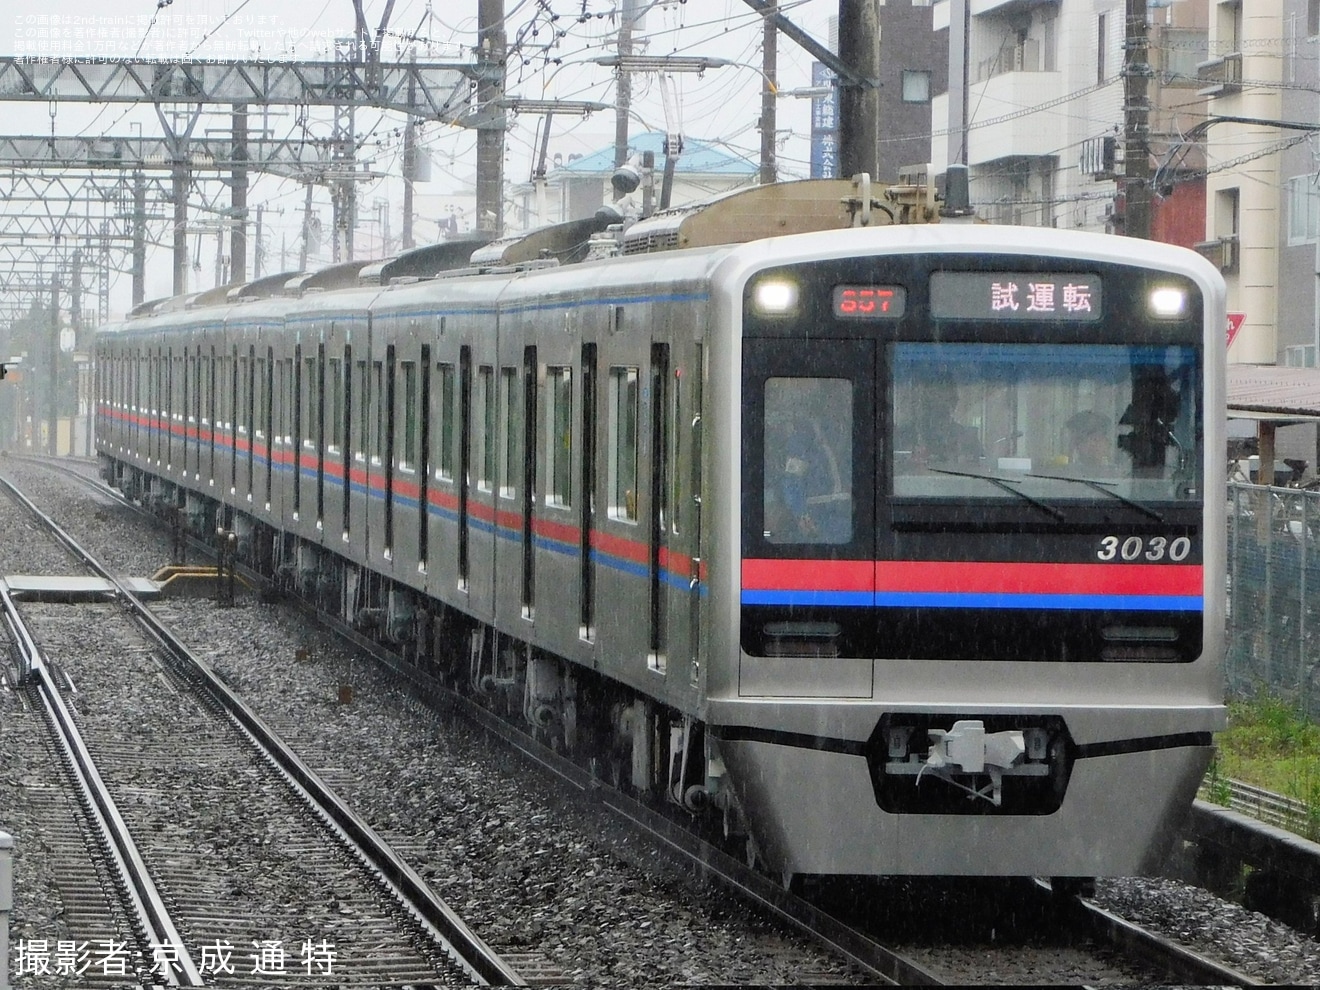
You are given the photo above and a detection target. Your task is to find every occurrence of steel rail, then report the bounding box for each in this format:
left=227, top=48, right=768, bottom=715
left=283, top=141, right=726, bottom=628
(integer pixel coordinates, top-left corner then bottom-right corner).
left=0, top=472, right=524, bottom=987
left=0, top=575, right=204, bottom=986
left=328, top=616, right=941, bottom=987
left=1041, top=879, right=1262, bottom=986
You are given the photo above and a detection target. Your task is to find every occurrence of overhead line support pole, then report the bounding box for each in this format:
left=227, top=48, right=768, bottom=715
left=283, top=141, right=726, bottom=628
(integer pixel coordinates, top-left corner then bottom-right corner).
left=1123, top=0, right=1151, bottom=239
left=477, top=0, right=506, bottom=236
left=760, top=0, right=777, bottom=185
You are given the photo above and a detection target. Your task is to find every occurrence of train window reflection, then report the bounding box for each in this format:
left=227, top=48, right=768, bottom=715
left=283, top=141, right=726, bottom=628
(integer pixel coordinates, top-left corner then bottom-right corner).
left=891, top=342, right=1201, bottom=503
left=608, top=366, right=640, bottom=522
left=763, top=377, right=852, bottom=544
left=546, top=367, right=573, bottom=508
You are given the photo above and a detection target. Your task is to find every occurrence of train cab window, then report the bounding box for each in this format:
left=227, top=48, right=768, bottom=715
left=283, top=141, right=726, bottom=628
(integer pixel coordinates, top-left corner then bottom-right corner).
left=762, top=377, right=852, bottom=545
left=608, top=366, right=640, bottom=523
left=477, top=366, right=495, bottom=492
left=890, top=342, right=1202, bottom=504
left=499, top=367, right=517, bottom=499
left=437, top=362, right=456, bottom=481
left=400, top=360, right=418, bottom=471
left=546, top=366, right=572, bottom=508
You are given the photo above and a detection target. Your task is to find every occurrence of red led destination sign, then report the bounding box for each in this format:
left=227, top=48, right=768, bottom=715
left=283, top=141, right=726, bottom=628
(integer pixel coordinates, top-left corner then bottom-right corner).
left=832, top=285, right=906, bottom=319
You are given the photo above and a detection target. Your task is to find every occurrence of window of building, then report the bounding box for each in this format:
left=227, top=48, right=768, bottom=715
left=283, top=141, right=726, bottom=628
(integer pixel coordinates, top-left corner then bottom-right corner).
left=1097, top=13, right=1107, bottom=84
left=901, top=70, right=931, bottom=103
left=1285, top=344, right=1318, bottom=368
left=1287, top=174, right=1320, bottom=245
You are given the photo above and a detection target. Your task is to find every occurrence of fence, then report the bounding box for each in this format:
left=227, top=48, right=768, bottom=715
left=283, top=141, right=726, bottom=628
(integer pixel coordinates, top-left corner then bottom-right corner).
left=1226, top=482, right=1320, bottom=716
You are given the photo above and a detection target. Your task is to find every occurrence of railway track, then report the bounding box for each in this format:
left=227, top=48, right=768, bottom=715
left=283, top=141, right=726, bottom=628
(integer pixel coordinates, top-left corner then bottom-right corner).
left=0, top=457, right=1288, bottom=985
left=0, top=471, right=523, bottom=986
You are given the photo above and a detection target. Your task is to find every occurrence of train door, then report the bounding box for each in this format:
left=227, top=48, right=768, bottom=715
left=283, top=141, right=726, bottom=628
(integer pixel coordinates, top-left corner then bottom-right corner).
left=579, top=342, right=598, bottom=643
left=521, top=345, right=537, bottom=619
left=648, top=343, right=670, bottom=672
left=739, top=338, right=878, bottom=676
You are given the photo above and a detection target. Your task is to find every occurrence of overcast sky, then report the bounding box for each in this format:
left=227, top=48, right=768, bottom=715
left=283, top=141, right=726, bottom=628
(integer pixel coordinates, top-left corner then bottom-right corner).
left=6, top=0, right=838, bottom=314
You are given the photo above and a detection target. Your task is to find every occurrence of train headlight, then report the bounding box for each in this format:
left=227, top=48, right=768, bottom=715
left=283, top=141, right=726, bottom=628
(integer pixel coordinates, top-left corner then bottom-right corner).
left=752, top=279, right=799, bottom=316
left=1148, top=286, right=1186, bottom=318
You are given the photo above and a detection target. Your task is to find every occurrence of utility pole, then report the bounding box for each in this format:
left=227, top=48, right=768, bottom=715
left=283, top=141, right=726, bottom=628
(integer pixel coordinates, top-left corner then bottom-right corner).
left=477, top=0, right=506, bottom=235
left=132, top=170, right=146, bottom=307
left=172, top=160, right=189, bottom=295
left=231, top=104, right=248, bottom=282
left=300, top=183, right=314, bottom=270
left=1123, top=0, right=1151, bottom=239
left=945, top=0, right=970, bottom=170
left=402, top=113, right=416, bottom=249
left=759, top=0, right=777, bottom=185
left=614, top=0, right=639, bottom=177
left=838, top=0, right=880, bottom=179
left=48, top=273, right=58, bottom=456
left=254, top=205, right=264, bottom=278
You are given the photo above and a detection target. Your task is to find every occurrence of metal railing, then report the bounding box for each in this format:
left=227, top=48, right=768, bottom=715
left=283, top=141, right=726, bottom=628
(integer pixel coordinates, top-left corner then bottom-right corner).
left=1226, top=482, right=1320, bottom=716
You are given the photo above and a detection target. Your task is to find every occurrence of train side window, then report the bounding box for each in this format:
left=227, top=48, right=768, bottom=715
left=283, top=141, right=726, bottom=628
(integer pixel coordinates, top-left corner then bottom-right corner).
left=371, top=361, right=384, bottom=465
left=354, top=359, right=368, bottom=461
left=437, top=362, right=455, bottom=480
left=400, top=360, right=418, bottom=472
left=253, top=355, right=265, bottom=438
left=608, top=366, right=640, bottom=523
left=238, top=354, right=250, bottom=435
left=499, top=366, right=516, bottom=499
left=327, top=356, right=343, bottom=454
left=303, top=354, right=319, bottom=451
left=546, top=366, right=572, bottom=508
left=477, top=366, right=495, bottom=492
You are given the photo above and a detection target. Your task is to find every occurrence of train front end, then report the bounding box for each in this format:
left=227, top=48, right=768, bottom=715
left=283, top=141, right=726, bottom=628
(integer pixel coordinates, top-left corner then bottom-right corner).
left=705, top=224, right=1226, bottom=880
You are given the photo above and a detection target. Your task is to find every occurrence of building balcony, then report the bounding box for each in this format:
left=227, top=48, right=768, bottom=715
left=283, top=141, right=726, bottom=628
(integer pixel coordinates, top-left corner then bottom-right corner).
left=959, top=70, right=1065, bottom=165
left=1196, top=52, right=1242, bottom=97
left=1194, top=235, right=1239, bottom=274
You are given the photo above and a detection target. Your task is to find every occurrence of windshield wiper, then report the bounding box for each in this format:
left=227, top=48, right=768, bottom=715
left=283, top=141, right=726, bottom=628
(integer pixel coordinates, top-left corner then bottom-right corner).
left=928, top=467, right=1066, bottom=521
left=1025, top=472, right=1165, bottom=523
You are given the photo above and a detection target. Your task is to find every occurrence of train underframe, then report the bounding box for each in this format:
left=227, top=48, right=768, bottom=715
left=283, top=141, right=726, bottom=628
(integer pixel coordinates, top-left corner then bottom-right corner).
left=102, top=457, right=755, bottom=865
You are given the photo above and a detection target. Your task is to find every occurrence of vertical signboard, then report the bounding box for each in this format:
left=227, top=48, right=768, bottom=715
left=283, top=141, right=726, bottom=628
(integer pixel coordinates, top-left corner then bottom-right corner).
left=810, top=61, right=839, bottom=179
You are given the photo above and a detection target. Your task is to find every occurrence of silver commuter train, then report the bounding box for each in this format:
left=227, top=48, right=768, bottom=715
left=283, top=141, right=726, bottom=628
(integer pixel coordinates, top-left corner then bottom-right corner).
left=95, top=179, right=1227, bottom=884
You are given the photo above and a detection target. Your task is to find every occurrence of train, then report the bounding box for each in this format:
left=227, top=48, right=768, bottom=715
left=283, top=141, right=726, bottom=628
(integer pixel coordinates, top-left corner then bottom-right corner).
left=94, top=176, right=1227, bottom=886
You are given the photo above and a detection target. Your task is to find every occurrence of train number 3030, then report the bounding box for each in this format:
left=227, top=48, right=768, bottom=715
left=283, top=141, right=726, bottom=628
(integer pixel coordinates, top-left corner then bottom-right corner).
left=1097, top=535, right=1192, bottom=562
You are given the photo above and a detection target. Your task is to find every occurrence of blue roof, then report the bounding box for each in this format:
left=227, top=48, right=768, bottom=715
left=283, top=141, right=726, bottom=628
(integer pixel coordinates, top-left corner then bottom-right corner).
left=555, top=131, right=757, bottom=177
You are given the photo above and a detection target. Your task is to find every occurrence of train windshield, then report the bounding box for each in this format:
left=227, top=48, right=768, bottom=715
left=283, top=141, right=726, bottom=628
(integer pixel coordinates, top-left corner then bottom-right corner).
left=891, top=342, right=1201, bottom=504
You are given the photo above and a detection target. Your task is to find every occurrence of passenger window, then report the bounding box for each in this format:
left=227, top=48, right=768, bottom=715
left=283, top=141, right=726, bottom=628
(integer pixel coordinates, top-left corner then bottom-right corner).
left=546, top=366, right=573, bottom=508
left=437, top=362, right=455, bottom=480
left=499, top=367, right=517, bottom=499
left=608, top=366, right=639, bottom=522
left=401, top=360, right=418, bottom=471
left=477, top=366, right=495, bottom=492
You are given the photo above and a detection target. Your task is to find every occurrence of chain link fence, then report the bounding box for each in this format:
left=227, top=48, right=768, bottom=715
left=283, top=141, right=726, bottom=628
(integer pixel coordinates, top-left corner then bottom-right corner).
left=1226, top=482, right=1320, bottom=716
